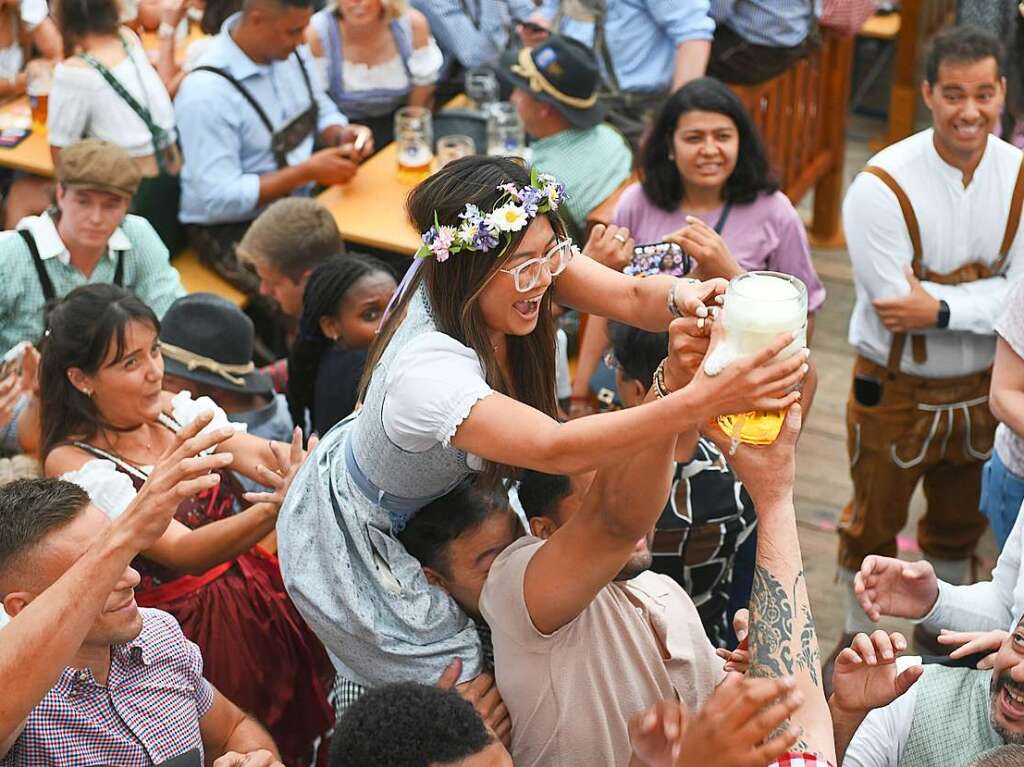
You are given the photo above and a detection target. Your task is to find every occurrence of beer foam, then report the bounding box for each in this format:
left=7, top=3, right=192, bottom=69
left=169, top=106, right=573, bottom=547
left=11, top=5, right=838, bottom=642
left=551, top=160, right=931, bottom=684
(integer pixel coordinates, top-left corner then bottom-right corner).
left=725, top=273, right=805, bottom=333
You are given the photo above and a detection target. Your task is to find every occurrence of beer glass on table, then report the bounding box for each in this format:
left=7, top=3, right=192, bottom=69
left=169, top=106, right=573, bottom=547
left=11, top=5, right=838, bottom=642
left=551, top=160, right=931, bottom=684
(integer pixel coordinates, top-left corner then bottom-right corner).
left=465, top=68, right=499, bottom=113
left=394, top=106, right=434, bottom=184
left=486, top=102, right=526, bottom=158
left=714, top=271, right=808, bottom=447
left=26, top=60, right=53, bottom=131
left=436, top=135, right=475, bottom=168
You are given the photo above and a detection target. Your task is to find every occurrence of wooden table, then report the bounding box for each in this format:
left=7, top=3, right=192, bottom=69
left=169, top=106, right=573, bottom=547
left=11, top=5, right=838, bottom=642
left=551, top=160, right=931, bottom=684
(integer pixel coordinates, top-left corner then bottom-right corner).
left=317, top=142, right=422, bottom=255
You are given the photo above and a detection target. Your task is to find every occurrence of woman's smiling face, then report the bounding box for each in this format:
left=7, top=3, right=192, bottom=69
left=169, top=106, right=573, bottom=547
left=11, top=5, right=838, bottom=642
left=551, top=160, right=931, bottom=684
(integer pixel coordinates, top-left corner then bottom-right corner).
left=476, top=216, right=556, bottom=338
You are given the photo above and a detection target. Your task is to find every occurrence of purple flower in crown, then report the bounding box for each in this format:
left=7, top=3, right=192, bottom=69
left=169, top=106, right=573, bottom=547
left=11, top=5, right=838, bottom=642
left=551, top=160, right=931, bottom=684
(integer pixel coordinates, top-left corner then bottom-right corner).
left=498, top=182, right=522, bottom=201
left=472, top=221, right=500, bottom=251
left=518, top=184, right=543, bottom=217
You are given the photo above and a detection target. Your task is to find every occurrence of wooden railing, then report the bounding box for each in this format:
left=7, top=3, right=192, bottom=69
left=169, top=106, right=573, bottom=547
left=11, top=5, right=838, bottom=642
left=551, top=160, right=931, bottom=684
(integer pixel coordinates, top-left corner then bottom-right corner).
left=880, top=0, right=956, bottom=146
left=730, top=28, right=855, bottom=243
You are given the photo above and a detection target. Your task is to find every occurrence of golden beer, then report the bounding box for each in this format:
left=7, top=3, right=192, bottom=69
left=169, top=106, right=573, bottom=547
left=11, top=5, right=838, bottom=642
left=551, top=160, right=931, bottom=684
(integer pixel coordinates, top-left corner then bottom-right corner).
left=28, top=93, right=47, bottom=131
left=715, top=271, right=808, bottom=446
left=394, top=106, right=434, bottom=184
left=396, top=142, right=434, bottom=184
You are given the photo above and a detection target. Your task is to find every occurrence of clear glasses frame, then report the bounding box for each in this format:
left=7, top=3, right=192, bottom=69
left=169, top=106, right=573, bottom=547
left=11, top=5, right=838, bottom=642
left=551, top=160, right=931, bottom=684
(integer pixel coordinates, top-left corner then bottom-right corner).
left=498, top=239, right=578, bottom=293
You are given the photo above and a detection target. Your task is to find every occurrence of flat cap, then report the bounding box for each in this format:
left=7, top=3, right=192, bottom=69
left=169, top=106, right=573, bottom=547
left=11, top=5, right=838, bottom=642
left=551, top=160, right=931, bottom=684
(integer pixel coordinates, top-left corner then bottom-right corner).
left=56, top=139, right=141, bottom=199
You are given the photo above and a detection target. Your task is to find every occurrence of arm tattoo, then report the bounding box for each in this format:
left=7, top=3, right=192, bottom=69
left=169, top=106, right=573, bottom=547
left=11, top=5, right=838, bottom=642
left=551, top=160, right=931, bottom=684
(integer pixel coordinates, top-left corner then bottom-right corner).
left=748, top=563, right=794, bottom=679
left=799, top=599, right=821, bottom=687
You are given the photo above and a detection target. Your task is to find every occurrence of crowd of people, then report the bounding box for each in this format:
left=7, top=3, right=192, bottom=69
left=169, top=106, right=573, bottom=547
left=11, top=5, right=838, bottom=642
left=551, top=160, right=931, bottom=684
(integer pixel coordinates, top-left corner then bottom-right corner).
left=4, top=0, right=1024, bottom=766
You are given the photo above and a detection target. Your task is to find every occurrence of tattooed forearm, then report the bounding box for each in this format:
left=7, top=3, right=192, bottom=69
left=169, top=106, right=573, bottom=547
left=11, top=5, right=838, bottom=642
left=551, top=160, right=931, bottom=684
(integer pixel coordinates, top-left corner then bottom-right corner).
left=798, top=597, right=822, bottom=688
left=748, top=563, right=794, bottom=679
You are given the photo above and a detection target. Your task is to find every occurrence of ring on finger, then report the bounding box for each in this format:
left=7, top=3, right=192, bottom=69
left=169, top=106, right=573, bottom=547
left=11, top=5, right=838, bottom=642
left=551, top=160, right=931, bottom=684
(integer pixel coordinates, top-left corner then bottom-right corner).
left=613, top=232, right=628, bottom=243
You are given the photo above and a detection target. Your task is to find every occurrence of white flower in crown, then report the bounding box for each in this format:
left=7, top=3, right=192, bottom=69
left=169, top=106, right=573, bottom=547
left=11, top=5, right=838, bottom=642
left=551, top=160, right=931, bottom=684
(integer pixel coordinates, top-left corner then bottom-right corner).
left=488, top=202, right=529, bottom=233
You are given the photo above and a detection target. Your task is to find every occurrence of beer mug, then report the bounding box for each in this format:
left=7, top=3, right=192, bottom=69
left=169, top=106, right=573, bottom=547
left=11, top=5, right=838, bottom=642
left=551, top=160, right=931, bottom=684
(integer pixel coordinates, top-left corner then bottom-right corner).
left=394, top=106, right=434, bottom=184
left=486, top=102, right=526, bottom=158
left=465, top=68, right=499, bottom=112
left=26, top=60, right=53, bottom=131
left=711, top=271, right=808, bottom=447
left=436, top=134, right=475, bottom=168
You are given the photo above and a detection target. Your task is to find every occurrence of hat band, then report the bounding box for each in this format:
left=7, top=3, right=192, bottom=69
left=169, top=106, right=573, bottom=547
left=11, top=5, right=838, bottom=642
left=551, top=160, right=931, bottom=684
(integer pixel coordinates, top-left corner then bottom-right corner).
left=511, top=48, right=598, bottom=110
left=160, top=342, right=255, bottom=387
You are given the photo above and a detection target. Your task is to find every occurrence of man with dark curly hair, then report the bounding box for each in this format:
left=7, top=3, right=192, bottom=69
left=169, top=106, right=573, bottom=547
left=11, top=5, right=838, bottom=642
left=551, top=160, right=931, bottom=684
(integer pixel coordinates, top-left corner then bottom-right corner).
left=330, top=682, right=510, bottom=767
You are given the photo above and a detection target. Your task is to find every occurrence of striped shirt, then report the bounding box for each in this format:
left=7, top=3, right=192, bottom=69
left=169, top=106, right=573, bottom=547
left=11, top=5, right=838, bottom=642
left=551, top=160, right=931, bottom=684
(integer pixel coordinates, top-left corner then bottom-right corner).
left=0, top=212, right=185, bottom=355
left=710, top=0, right=819, bottom=48
left=1, top=609, right=215, bottom=767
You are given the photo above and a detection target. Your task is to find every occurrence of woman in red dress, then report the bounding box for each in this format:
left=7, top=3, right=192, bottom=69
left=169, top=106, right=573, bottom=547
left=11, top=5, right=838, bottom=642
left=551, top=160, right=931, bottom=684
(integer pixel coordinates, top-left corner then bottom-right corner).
left=39, top=284, right=334, bottom=767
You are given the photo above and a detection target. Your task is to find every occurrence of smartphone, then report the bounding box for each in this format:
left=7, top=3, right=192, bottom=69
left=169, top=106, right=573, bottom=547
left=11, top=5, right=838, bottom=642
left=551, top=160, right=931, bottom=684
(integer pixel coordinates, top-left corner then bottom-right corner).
left=0, top=342, right=27, bottom=383
left=853, top=374, right=883, bottom=407
left=625, top=242, right=692, bottom=278
left=0, top=129, right=29, bottom=149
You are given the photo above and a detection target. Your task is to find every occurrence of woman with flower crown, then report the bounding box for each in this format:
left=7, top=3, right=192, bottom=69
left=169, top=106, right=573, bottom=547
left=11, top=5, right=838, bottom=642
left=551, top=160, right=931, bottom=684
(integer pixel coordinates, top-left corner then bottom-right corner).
left=276, top=156, right=809, bottom=712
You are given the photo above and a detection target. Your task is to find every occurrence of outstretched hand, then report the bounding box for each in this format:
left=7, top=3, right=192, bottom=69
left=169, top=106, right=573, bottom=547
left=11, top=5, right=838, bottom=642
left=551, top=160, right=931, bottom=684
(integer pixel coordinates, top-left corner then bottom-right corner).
left=853, top=556, right=938, bottom=622
left=243, top=427, right=316, bottom=511
left=830, top=630, right=922, bottom=715
left=628, top=699, right=687, bottom=767
left=118, top=412, right=235, bottom=551
left=937, top=629, right=1009, bottom=670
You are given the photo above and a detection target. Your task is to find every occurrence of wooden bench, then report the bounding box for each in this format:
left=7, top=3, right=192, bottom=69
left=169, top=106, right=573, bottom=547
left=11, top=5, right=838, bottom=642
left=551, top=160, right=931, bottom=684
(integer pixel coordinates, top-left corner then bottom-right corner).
left=877, top=0, right=956, bottom=147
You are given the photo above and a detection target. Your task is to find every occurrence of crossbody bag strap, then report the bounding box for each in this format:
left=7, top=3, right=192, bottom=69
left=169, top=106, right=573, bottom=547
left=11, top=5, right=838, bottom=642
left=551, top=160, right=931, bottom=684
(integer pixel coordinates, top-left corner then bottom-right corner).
left=191, top=65, right=277, bottom=138
left=995, top=155, right=1024, bottom=272
left=79, top=43, right=170, bottom=175
left=713, top=201, right=733, bottom=235
left=17, top=229, right=55, bottom=302
left=862, top=165, right=927, bottom=372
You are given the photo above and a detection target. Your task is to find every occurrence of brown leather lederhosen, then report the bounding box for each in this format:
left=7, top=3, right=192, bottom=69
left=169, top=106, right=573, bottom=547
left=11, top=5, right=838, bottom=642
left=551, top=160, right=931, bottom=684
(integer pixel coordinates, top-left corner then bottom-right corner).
left=837, top=159, right=1024, bottom=571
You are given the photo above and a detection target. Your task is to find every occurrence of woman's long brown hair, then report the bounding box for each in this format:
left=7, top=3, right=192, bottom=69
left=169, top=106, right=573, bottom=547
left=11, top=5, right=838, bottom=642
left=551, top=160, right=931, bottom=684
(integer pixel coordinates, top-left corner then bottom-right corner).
left=360, top=156, right=563, bottom=485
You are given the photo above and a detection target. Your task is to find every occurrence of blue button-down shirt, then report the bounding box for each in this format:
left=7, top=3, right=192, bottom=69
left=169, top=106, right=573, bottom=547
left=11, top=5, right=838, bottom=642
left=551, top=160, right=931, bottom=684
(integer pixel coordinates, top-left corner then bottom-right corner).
left=175, top=13, right=347, bottom=225
left=540, top=0, right=713, bottom=94
left=411, top=0, right=535, bottom=70
left=710, top=0, right=818, bottom=48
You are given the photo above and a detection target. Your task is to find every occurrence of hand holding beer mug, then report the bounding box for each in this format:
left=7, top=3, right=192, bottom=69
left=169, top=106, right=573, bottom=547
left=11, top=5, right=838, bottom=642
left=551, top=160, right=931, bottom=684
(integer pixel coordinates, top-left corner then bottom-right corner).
left=26, top=60, right=53, bottom=131
left=704, top=271, right=808, bottom=449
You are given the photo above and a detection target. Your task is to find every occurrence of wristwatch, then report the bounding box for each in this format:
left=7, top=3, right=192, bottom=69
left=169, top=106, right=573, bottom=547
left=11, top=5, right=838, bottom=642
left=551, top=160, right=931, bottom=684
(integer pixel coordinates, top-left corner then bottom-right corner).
left=936, top=300, right=950, bottom=329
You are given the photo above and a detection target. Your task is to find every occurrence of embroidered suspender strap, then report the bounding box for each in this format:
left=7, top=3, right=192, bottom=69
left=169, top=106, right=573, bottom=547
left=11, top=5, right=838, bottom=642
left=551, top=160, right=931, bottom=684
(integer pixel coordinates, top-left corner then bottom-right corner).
left=113, top=251, right=125, bottom=287
left=294, top=51, right=317, bottom=111
left=18, top=229, right=55, bottom=302
left=996, top=155, right=1024, bottom=271
left=862, top=165, right=928, bottom=372
left=79, top=45, right=172, bottom=175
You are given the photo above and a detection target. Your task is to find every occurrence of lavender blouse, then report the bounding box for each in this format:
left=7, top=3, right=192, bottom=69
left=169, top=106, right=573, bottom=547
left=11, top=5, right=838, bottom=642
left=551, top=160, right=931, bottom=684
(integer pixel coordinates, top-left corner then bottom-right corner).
left=613, top=184, right=826, bottom=312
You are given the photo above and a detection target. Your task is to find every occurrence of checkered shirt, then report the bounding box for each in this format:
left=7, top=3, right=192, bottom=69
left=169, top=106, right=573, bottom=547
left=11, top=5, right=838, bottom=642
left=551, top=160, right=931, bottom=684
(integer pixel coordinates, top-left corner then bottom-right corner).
left=770, top=753, right=836, bottom=767
left=1, top=608, right=214, bottom=767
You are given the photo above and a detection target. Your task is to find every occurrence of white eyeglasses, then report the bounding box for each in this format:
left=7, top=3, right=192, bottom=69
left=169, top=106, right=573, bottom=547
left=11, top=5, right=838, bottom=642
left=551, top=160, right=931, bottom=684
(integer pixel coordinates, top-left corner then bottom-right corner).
left=498, top=239, right=578, bottom=293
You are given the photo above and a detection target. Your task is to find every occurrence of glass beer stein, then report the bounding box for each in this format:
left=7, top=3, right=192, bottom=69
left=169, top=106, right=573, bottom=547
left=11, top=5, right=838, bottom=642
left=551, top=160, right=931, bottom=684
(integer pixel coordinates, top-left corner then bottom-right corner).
left=713, top=271, right=808, bottom=447
left=394, top=106, right=434, bottom=183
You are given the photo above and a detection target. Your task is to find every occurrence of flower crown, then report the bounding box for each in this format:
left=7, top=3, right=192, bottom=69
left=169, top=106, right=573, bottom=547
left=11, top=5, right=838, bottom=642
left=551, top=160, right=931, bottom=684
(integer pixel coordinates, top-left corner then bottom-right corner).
left=414, top=168, right=567, bottom=263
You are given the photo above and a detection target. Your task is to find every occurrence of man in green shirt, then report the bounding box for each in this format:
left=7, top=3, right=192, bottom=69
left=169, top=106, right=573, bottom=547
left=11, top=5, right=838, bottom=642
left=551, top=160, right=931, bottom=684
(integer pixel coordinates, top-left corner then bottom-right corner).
left=0, top=139, right=185, bottom=355
left=498, top=34, right=633, bottom=235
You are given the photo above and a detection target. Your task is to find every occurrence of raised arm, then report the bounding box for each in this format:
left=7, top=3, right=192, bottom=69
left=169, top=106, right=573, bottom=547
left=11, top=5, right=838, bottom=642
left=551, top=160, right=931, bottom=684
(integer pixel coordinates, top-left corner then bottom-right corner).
left=454, top=320, right=808, bottom=475
left=520, top=324, right=705, bottom=634
left=0, top=417, right=230, bottom=749
left=714, top=406, right=836, bottom=763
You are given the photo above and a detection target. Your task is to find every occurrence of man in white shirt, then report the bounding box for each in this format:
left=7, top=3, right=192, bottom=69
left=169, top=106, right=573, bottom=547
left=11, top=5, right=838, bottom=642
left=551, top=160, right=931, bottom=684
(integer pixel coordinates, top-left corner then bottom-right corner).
left=835, top=25, right=1024, bottom=652
left=829, top=614, right=1024, bottom=766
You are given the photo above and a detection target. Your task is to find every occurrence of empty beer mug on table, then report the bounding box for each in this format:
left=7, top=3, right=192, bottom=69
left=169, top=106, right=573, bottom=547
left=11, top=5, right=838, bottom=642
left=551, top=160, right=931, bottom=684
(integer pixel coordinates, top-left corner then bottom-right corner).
left=486, top=102, right=526, bottom=158
left=712, top=271, right=808, bottom=447
left=465, top=67, right=499, bottom=112
left=436, top=134, right=476, bottom=168
left=26, top=60, right=53, bottom=131
left=394, top=106, right=434, bottom=183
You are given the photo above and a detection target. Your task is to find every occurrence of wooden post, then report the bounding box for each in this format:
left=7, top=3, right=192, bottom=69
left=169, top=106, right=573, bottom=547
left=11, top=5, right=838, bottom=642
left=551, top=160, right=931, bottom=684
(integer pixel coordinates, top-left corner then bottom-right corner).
left=810, top=32, right=854, bottom=246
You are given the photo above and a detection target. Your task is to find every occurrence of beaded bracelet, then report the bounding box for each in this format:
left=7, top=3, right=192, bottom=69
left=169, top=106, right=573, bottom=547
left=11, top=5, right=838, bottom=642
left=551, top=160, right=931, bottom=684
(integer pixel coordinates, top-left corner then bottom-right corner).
left=652, top=358, right=672, bottom=399
left=667, top=278, right=701, bottom=320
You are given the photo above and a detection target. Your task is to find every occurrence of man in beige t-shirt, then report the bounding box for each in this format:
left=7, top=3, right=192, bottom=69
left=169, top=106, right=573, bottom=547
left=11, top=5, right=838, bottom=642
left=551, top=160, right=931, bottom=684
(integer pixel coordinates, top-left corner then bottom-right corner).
left=478, top=472, right=725, bottom=767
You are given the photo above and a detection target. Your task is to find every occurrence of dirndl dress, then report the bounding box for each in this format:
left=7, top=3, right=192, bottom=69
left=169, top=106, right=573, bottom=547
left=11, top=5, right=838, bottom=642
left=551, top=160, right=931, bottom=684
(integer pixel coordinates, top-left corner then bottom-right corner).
left=278, top=287, right=494, bottom=690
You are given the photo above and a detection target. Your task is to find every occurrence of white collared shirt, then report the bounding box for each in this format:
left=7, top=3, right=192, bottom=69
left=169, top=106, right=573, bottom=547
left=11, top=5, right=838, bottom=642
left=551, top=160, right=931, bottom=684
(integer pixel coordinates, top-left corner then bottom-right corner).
left=843, top=129, right=1024, bottom=377
left=17, top=211, right=132, bottom=265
